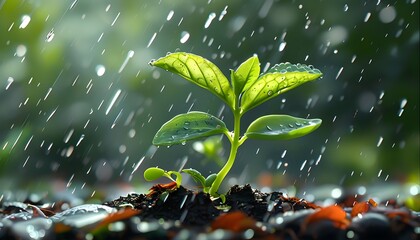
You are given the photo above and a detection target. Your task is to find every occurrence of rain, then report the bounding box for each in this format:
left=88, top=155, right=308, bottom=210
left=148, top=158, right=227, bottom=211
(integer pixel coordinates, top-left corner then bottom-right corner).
left=0, top=0, right=419, bottom=238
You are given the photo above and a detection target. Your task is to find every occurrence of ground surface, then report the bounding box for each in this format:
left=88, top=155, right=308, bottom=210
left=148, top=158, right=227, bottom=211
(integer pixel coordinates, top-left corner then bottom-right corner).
left=1, top=183, right=419, bottom=239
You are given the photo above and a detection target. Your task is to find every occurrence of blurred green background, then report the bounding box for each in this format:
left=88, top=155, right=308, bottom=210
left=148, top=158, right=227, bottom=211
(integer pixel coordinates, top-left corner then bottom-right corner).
left=0, top=0, right=418, bottom=198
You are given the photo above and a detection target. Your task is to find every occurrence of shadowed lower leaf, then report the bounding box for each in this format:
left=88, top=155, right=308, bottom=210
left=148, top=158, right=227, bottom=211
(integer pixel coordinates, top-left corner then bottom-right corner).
left=153, top=111, right=228, bottom=146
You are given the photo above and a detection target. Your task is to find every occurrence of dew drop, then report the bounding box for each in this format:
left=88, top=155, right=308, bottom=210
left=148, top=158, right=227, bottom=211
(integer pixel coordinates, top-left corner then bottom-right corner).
left=148, top=59, right=156, bottom=66
left=267, top=90, right=273, bottom=96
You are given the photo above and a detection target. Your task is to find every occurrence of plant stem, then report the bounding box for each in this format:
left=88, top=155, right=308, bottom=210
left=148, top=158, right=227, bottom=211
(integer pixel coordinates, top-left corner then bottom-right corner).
left=209, top=107, right=242, bottom=197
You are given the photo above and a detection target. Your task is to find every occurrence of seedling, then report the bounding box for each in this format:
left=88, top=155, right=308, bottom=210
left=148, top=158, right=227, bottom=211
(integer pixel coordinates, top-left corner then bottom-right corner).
left=145, top=52, right=322, bottom=200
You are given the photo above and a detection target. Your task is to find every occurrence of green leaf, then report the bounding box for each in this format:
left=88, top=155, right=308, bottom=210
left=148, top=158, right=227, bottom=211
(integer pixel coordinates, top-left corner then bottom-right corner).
left=151, top=52, right=234, bottom=107
left=167, top=171, right=183, bottom=187
left=240, top=63, right=322, bottom=113
left=144, top=167, right=165, bottom=181
left=204, top=173, right=217, bottom=188
left=231, top=55, right=260, bottom=96
left=153, top=111, right=228, bottom=146
left=245, top=115, right=322, bottom=140
left=182, top=168, right=206, bottom=187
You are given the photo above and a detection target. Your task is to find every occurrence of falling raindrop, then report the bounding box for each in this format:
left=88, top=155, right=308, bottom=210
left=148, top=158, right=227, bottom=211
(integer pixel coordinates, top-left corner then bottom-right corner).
left=379, top=6, right=396, bottom=23
left=19, top=15, right=31, bottom=29
left=343, top=4, right=349, bottom=12
left=111, top=12, right=120, bottom=26
left=364, top=12, right=371, bottom=22
left=76, top=134, right=85, bottom=146
left=131, top=156, right=145, bottom=175
left=16, top=45, right=27, bottom=57
left=46, top=29, right=55, bottom=42
left=105, top=89, right=122, bottom=115
left=180, top=31, right=190, bottom=43
left=5, top=77, right=14, bottom=90
left=95, top=65, right=106, bottom=76
left=167, top=10, right=174, bottom=21
left=398, top=98, right=407, bottom=116
left=400, top=98, right=407, bottom=108
left=278, top=41, right=287, bottom=52
left=118, top=50, right=135, bottom=73
left=219, top=6, right=228, bottom=21
left=336, top=67, right=344, bottom=79
left=204, top=12, right=216, bottom=28
left=377, top=136, right=383, bottom=147
left=63, top=129, right=74, bottom=143
left=147, top=32, right=157, bottom=48
left=299, top=160, right=307, bottom=171
left=281, top=150, right=287, bottom=158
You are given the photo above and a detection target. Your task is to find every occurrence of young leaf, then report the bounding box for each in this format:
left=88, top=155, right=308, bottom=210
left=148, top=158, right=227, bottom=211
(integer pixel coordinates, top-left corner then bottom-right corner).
left=151, top=52, right=234, bottom=107
left=144, top=167, right=165, bottom=181
left=240, top=63, right=322, bottom=113
left=153, top=111, right=228, bottom=146
left=245, top=115, right=322, bottom=140
left=167, top=171, right=183, bottom=187
left=204, top=173, right=217, bottom=188
left=231, top=55, right=260, bottom=96
left=182, top=168, right=206, bottom=187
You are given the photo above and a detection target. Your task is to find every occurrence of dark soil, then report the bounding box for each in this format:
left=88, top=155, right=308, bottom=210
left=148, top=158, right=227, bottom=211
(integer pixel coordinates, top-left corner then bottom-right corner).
left=1, top=183, right=419, bottom=240
left=104, top=183, right=419, bottom=240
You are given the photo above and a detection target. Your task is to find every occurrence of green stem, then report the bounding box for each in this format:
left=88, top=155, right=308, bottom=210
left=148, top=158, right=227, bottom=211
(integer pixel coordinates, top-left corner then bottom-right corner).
left=209, top=107, right=242, bottom=197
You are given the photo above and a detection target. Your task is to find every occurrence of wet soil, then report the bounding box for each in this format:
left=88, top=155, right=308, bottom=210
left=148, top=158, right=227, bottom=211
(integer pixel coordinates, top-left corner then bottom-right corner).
left=1, top=183, right=419, bottom=240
